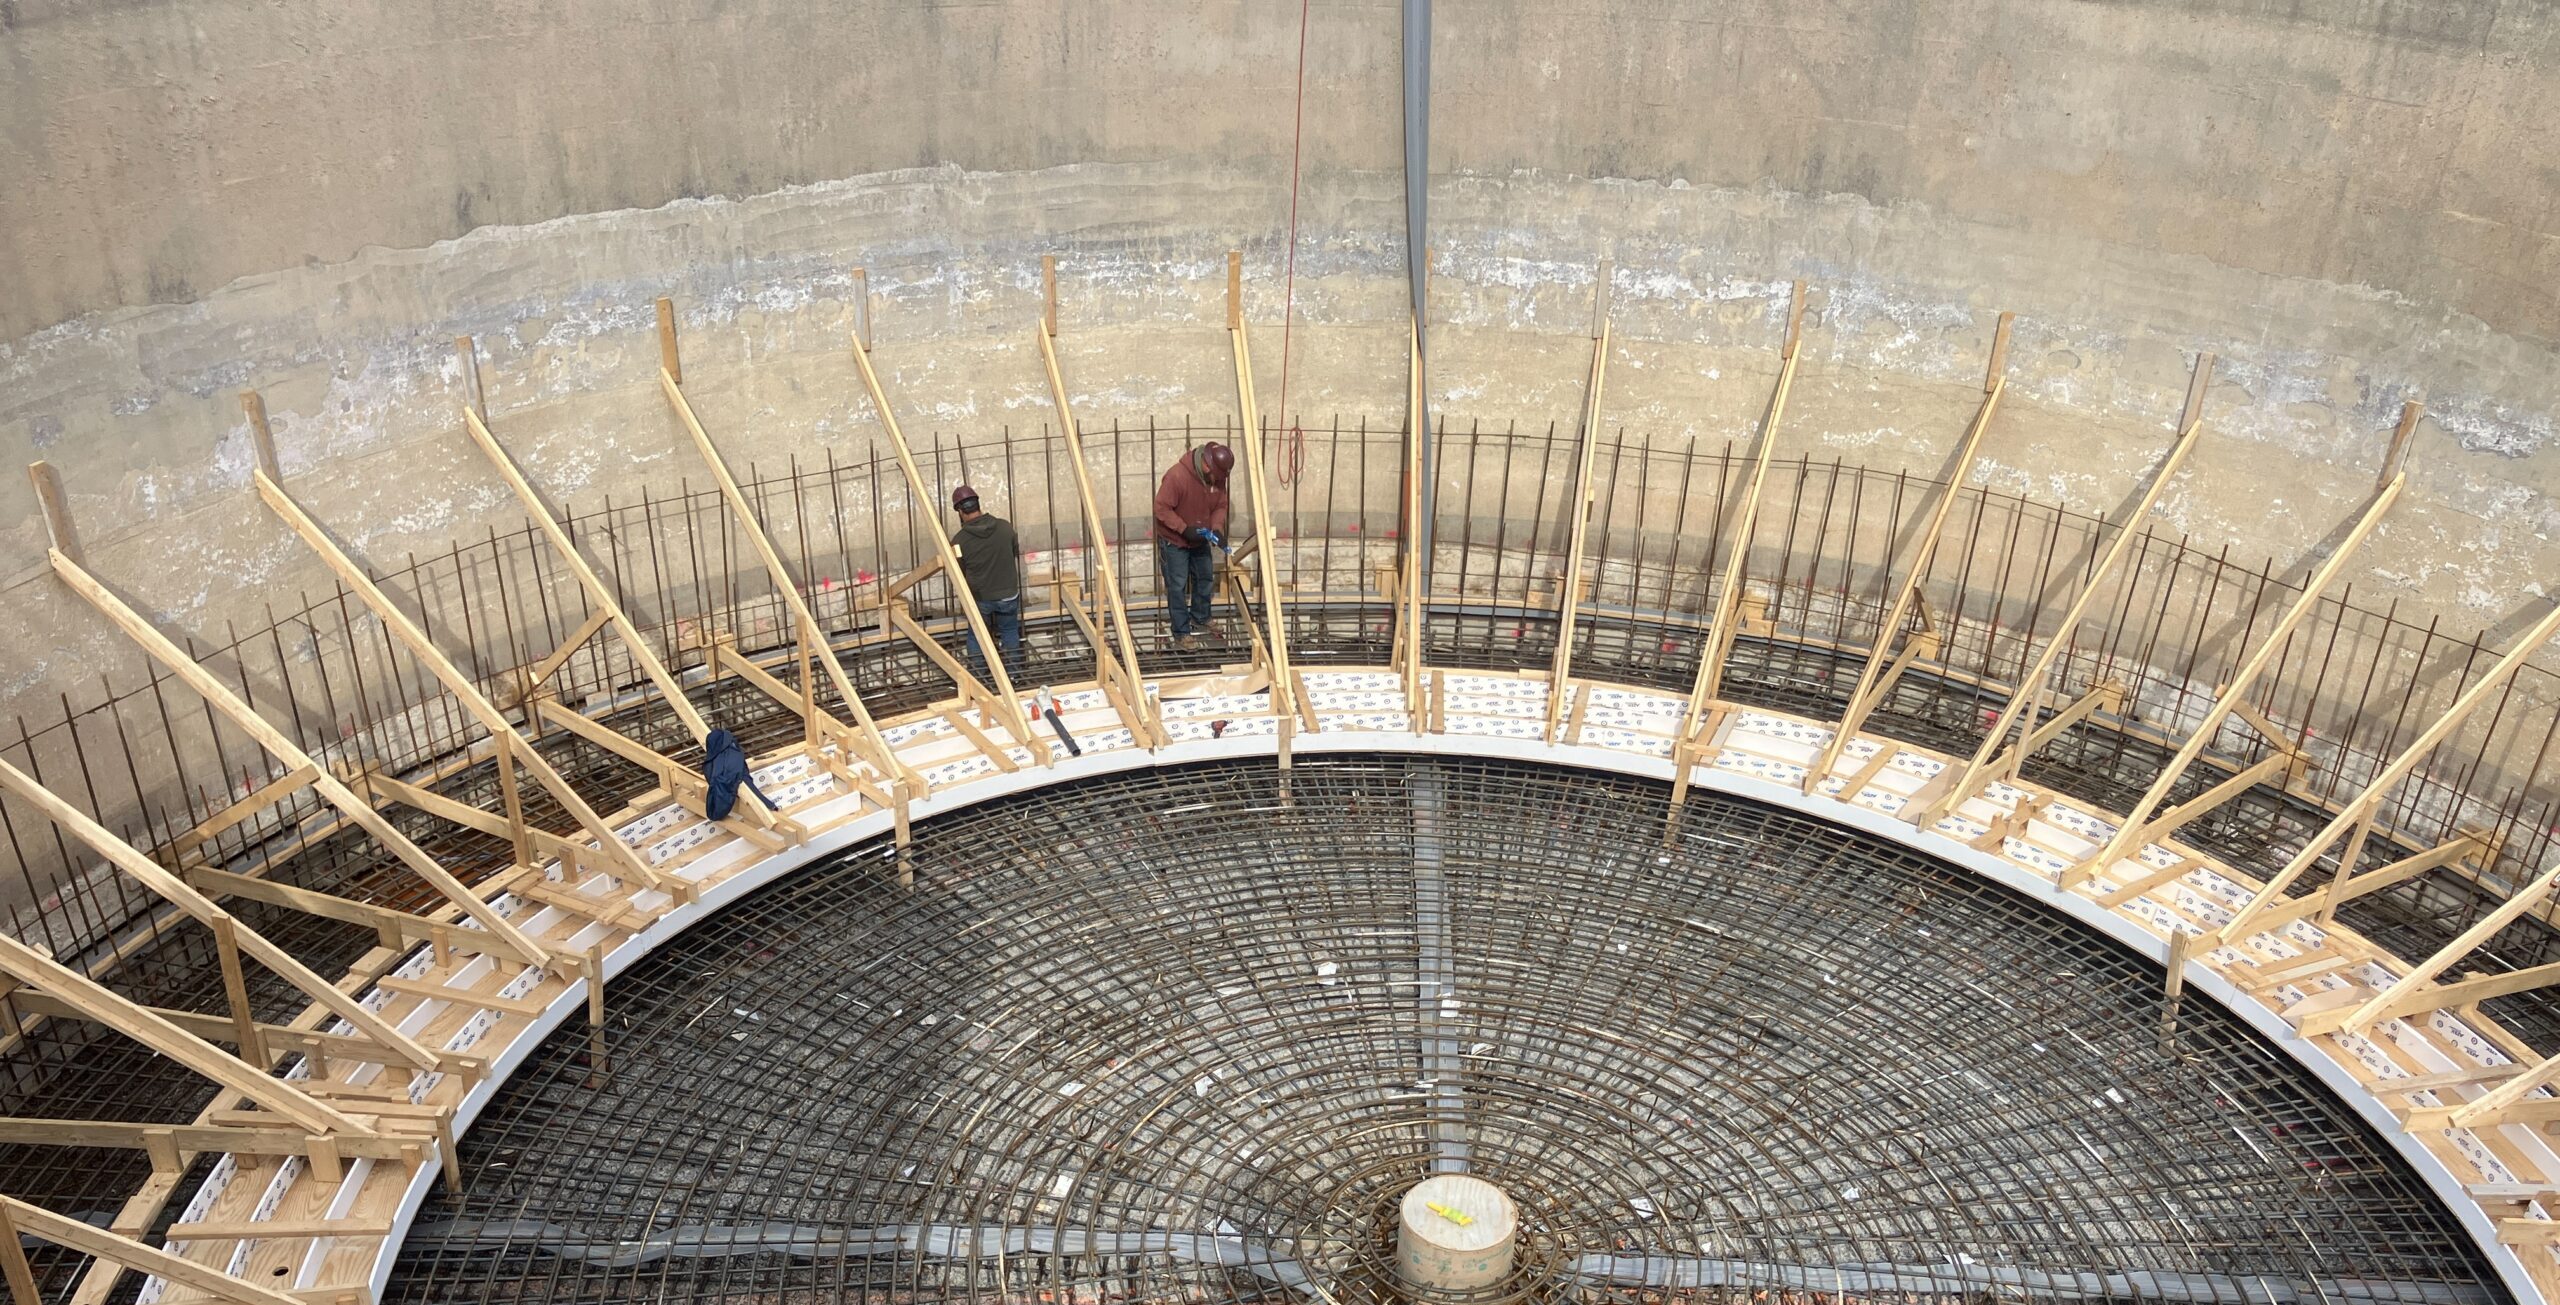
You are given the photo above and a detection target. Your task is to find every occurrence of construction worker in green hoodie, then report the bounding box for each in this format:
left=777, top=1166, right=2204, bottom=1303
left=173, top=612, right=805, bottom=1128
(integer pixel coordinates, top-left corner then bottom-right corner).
left=949, top=484, right=1023, bottom=677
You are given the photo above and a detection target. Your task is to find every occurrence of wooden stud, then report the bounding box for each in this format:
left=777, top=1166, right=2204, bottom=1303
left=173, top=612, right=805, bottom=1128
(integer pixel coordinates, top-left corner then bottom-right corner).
left=1042, top=254, right=1059, bottom=338
left=1227, top=250, right=1244, bottom=330
left=455, top=335, right=487, bottom=421
left=1591, top=258, right=1611, bottom=339
left=210, top=917, right=265, bottom=1069
left=1782, top=280, right=1807, bottom=360
left=2382, top=398, right=2424, bottom=489
left=256, top=472, right=698, bottom=893
left=2215, top=599, right=2560, bottom=943
left=1545, top=323, right=1611, bottom=741
left=1229, top=298, right=1298, bottom=720
left=656, top=296, right=681, bottom=384
left=49, top=549, right=553, bottom=967
left=2072, top=478, right=2401, bottom=880
left=241, top=391, right=281, bottom=483
left=1985, top=311, right=2014, bottom=392
left=1039, top=327, right=1157, bottom=738
left=0, top=1193, right=40, bottom=1305
left=657, top=369, right=910, bottom=782
left=892, top=779, right=914, bottom=890
left=846, top=345, right=1040, bottom=745
left=25, top=461, right=79, bottom=567
left=1909, top=416, right=2209, bottom=828
left=1804, top=376, right=2007, bottom=788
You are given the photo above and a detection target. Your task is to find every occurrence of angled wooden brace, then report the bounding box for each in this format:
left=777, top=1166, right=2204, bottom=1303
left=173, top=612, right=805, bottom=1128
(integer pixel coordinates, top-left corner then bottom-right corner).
left=47, top=549, right=551, bottom=966
left=4, top=1195, right=325, bottom=1305
left=254, top=472, right=693, bottom=901
left=2066, top=478, right=2402, bottom=885
left=1803, top=374, right=2007, bottom=789
left=2299, top=855, right=2560, bottom=1039
left=1226, top=296, right=1299, bottom=722
left=1679, top=309, right=1802, bottom=734
left=845, top=339, right=1040, bottom=745
left=461, top=407, right=797, bottom=829
left=2214, top=598, right=2560, bottom=945
left=0, top=755, right=442, bottom=1072
left=654, top=359, right=907, bottom=782
left=1038, top=326, right=1158, bottom=740
left=1545, top=320, right=1612, bottom=741
left=1909, top=415, right=2210, bottom=829
left=0, top=933, right=361, bottom=1135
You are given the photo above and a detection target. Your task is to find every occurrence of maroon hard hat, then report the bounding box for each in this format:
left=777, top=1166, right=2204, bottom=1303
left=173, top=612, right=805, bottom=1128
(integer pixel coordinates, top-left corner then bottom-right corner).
left=951, top=485, right=981, bottom=511
left=1197, top=443, right=1236, bottom=484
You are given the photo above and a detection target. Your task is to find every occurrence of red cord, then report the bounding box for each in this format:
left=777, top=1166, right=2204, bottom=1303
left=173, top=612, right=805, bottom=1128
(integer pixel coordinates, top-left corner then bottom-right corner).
left=1275, top=0, right=1312, bottom=487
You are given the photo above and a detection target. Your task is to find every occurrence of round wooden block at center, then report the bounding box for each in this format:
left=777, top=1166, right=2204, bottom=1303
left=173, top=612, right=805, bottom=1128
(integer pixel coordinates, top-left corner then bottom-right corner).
left=1395, top=1173, right=1520, bottom=1292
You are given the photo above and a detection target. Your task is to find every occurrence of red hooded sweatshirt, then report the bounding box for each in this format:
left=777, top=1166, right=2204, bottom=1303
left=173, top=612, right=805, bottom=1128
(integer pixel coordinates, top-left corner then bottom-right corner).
left=1152, top=447, right=1232, bottom=547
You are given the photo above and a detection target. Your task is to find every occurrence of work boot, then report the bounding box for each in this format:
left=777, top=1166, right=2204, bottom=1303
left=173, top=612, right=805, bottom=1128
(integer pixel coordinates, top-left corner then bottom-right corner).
left=1174, top=633, right=1201, bottom=652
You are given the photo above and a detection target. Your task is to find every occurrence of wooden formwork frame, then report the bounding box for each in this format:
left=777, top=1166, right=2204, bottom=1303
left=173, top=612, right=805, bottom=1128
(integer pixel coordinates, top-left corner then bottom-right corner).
left=456, top=399, right=803, bottom=828
left=1907, top=383, right=2214, bottom=830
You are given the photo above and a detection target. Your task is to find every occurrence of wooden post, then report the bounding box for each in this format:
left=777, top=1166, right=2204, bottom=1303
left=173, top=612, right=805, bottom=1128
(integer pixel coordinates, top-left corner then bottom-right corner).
left=1985, top=311, right=2014, bottom=392
left=1545, top=322, right=1611, bottom=741
left=1229, top=301, right=1297, bottom=720
left=254, top=472, right=700, bottom=892
left=1908, top=416, right=2210, bottom=828
left=1042, top=254, right=1059, bottom=338
left=847, top=345, right=1040, bottom=745
left=25, top=461, right=79, bottom=567
left=1591, top=258, right=1612, bottom=339
left=585, top=941, right=608, bottom=1088
left=1803, top=371, right=2007, bottom=787
left=47, top=549, right=553, bottom=966
left=1038, top=328, right=1156, bottom=739
left=656, top=296, right=682, bottom=384
left=1782, top=280, right=1807, bottom=359
left=241, top=391, right=281, bottom=483
left=0, top=1199, right=40, bottom=1305
left=210, top=917, right=265, bottom=1068
left=1227, top=250, right=1243, bottom=330
left=655, top=367, right=910, bottom=781
left=2071, top=478, right=2401, bottom=882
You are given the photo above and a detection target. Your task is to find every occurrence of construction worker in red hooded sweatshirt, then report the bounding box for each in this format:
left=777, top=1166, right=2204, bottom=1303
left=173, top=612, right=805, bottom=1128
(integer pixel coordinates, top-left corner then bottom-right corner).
left=1153, top=441, right=1234, bottom=650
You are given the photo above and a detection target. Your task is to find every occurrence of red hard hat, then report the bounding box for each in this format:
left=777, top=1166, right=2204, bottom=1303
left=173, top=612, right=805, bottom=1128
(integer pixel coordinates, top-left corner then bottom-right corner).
left=1198, top=443, right=1236, bottom=482
left=951, top=485, right=980, bottom=510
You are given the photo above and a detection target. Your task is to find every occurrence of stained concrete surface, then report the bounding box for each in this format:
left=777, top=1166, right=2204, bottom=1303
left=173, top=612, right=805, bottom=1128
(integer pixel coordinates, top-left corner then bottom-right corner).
left=0, top=1, right=2556, bottom=861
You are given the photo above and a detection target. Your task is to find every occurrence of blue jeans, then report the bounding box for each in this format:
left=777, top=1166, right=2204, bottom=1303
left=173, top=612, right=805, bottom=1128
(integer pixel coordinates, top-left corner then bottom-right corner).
left=964, top=594, right=1022, bottom=677
left=1159, top=541, right=1214, bottom=636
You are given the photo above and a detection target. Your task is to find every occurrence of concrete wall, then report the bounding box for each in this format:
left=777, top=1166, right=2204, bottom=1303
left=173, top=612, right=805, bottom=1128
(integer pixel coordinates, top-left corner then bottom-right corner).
left=4, top=0, right=2559, bottom=739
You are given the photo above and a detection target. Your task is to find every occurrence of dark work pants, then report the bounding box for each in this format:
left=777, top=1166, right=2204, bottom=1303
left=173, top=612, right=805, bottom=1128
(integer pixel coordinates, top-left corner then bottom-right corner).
left=1158, top=541, right=1215, bottom=636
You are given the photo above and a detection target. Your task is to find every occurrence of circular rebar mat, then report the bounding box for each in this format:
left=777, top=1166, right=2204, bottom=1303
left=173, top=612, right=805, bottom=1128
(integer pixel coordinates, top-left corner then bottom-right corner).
left=386, top=756, right=2505, bottom=1305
